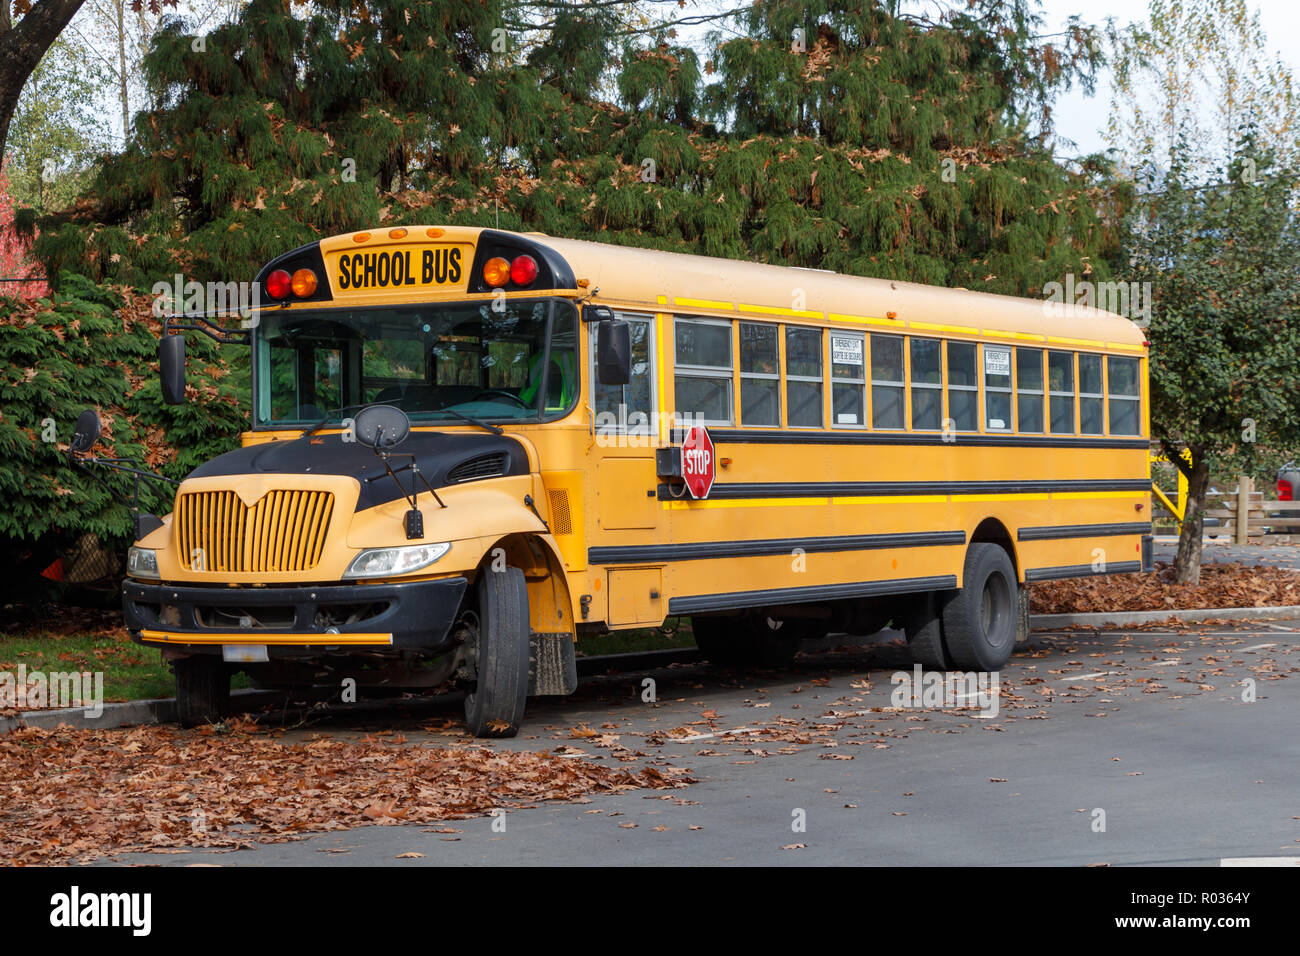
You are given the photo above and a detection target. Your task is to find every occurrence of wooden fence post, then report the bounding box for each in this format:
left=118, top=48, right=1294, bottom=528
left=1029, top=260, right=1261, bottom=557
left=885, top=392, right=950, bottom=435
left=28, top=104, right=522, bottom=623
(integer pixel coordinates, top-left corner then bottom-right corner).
left=1235, top=476, right=1251, bottom=545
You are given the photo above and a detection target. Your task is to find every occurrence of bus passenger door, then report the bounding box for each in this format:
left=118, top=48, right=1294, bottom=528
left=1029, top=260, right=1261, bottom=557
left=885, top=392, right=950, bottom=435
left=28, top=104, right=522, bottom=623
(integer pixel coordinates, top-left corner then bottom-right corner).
left=589, top=313, right=663, bottom=622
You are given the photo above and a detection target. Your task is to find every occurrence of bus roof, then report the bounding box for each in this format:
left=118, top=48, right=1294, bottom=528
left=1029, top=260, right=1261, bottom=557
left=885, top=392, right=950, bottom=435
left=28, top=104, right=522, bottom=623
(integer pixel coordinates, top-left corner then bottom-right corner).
left=279, top=226, right=1145, bottom=351
left=531, top=232, right=1147, bottom=350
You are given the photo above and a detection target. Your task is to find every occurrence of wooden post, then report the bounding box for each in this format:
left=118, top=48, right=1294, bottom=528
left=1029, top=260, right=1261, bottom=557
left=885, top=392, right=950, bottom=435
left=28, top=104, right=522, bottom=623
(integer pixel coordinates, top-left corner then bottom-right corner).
left=1235, top=476, right=1251, bottom=545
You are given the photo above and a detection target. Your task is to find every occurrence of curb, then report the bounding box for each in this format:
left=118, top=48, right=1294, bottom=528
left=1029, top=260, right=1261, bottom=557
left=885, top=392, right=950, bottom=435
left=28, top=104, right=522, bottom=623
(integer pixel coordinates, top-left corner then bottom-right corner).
left=7, top=608, right=1299, bottom=732
left=1, top=689, right=285, bottom=734
left=1031, top=604, right=1300, bottom=629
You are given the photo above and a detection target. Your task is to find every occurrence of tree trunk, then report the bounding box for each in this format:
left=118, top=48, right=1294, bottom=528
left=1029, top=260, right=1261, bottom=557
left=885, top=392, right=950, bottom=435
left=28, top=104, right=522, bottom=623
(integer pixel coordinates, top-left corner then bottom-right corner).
left=1173, top=451, right=1211, bottom=585
left=0, top=0, right=88, bottom=160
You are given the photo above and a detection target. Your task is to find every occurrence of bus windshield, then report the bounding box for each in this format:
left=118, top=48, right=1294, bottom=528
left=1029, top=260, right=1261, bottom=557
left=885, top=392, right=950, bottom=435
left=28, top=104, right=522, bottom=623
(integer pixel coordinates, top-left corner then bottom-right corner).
left=253, top=297, right=579, bottom=427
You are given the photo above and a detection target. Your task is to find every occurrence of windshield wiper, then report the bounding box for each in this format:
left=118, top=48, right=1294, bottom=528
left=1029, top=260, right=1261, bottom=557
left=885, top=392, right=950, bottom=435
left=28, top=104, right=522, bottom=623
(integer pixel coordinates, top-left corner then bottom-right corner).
left=439, top=408, right=504, bottom=435
left=299, top=404, right=365, bottom=439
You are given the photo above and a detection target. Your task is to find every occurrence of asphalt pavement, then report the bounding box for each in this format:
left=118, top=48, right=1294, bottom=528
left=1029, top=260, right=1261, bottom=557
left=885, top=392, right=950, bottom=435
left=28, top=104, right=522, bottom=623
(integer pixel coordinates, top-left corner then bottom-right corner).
left=98, top=613, right=1300, bottom=867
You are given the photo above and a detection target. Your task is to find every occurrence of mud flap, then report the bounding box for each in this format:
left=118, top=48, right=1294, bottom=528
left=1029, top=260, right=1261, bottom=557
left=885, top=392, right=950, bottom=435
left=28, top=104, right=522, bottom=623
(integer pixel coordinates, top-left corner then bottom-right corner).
left=528, top=632, right=578, bottom=696
left=1015, top=584, right=1031, bottom=643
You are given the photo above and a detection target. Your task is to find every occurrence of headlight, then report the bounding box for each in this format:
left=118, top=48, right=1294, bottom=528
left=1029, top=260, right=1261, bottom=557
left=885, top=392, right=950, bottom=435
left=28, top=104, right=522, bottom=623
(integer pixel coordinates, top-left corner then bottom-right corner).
left=127, top=547, right=160, bottom=579
left=343, top=542, right=450, bottom=579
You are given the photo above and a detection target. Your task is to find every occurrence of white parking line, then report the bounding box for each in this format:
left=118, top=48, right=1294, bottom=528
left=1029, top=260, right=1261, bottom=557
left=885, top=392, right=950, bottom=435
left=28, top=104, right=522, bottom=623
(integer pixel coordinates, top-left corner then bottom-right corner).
left=1221, top=857, right=1300, bottom=867
left=1243, top=643, right=1279, bottom=651
left=1059, top=672, right=1115, bottom=680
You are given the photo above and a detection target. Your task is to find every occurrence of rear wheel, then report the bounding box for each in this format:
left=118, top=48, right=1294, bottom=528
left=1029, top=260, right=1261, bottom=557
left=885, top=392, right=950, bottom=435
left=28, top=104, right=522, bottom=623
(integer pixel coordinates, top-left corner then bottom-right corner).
left=463, top=566, right=531, bottom=738
left=903, top=591, right=953, bottom=670
left=942, top=543, right=1018, bottom=671
left=174, top=656, right=230, bottom=727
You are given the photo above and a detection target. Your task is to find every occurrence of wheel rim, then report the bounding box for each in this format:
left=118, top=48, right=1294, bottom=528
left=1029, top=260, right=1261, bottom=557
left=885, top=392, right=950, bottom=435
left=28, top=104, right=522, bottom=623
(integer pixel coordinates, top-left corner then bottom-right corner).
left=980, top=572, right=1012, bottom=648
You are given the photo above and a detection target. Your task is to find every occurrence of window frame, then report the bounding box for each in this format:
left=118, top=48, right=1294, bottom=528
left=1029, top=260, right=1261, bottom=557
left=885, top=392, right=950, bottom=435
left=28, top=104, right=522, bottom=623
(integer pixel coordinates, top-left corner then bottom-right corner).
left=1078, top=352, right=1105, bottom=436
left=784, top=323, right=825, bottom=429
left=981, top=343, right=1013, bottom=432
left=1047, top=350, right=1076, bottom=435
left=673, top=315, right=735, bottom=426
left=738, top=320, right=782, bottom=428
left=829, top=329, right=868, bottom=429
left=589, top=310, right=657, bottom=437
left=909, top=336, right=944, bottom=432
left=870, top=332, right=906, bottom=430
left=1014, top=347, right=1045, bottom=434
left=1106, top=354, right=1142, bottom=436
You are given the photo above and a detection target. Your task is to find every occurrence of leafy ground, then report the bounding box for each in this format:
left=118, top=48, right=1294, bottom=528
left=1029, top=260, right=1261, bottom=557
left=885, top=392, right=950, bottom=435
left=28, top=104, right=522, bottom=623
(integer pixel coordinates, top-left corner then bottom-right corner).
left=1030, top=562, right=1300, bottom=614
left=0, top=722, right=693, bottom=865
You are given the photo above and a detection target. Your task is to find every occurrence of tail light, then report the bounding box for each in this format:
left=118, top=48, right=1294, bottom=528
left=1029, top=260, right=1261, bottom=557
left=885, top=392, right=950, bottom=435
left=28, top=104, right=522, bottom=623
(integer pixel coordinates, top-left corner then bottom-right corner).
left=1278, top=479, right=1293, bottom=501
left=265, top=269, right=292, bottom=299
left=482, top=257, right=510, bottom=287
left=510, top=255, right=538, bottom=286
left=290, top=268, right=317, bottom=297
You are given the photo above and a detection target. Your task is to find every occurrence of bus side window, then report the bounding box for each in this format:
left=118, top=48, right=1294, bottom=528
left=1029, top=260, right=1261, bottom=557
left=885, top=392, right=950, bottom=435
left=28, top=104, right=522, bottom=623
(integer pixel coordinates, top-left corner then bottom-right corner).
left=1107, top=356, right=1141, bottom=435
left=674, top=317, right=733, bottom=425
left=1016, top=348, right=1044, bottom=433
left=910, top=337, right=942, bottom=430
left=871, top=334, right=904, bottom=429
left=946, top=342, right=978, bottom=431
left=830, top=330, right=866, bottom=427
left=785, top=326, right=823, bottom=427
left=739, top=322, right=780, bottom=426
left=983, top=345, right=1012, bottom=431
left=592, top=314, right=653, bottom=431
left=1079, top=354, right=1104, bottom=434
left=1048, top=350, right=1075, bottom=433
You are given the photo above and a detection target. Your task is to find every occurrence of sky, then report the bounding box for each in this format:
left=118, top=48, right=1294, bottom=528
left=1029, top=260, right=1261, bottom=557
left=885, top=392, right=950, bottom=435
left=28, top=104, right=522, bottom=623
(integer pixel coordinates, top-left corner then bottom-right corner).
left=1042, top=0, right=1300, bottom=156
left=674, top=0, right=1300, bottom=158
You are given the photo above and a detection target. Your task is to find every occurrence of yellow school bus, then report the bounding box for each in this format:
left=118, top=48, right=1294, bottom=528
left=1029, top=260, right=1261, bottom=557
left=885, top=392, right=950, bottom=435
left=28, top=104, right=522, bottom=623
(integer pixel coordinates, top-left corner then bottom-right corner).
left=113, top=226, right=1152, bottom=736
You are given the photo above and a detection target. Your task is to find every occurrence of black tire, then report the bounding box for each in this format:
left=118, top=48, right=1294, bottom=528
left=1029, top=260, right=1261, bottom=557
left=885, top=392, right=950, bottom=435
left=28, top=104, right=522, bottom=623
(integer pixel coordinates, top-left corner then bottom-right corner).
left=903, top=591, right=953, bottom=670
left=174, top=655, right=230, bottom=728
left=464, top=565, right=531, bottom=738
left=942, top=543, right=1018, bottom=671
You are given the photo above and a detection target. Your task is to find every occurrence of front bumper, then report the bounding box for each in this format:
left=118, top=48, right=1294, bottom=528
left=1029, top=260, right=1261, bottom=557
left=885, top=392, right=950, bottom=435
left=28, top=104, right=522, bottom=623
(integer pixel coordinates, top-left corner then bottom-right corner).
left=122, top=577, right=468, bottom=655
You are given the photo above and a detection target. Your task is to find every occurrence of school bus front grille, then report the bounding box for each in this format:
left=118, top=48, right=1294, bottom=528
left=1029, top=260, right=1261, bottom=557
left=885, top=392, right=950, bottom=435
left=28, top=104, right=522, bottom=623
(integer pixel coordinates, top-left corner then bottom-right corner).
left=176, top=490, right=335, bottom=572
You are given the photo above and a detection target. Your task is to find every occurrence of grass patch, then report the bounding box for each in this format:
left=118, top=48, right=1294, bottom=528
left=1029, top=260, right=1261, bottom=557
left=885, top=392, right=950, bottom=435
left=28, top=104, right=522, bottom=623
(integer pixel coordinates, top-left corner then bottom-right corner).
left=0, top=632, right=174, bottom=704
left=574, top=623, right=698, bottom=657
left=0, top=631, right=253, bottom=706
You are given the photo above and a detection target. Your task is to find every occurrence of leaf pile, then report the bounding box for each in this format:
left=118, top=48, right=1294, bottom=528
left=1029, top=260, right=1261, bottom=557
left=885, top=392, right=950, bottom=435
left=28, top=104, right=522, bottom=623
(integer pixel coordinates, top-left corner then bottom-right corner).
left=1030, top=562, right=1300, bottom=614
left=0, top=723, right=692, bottom=864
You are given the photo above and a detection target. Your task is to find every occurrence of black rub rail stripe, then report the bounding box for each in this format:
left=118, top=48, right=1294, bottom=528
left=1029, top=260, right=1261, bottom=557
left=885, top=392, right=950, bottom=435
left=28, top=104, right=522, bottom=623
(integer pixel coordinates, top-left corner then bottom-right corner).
left=1017, top=521, right=1153, bottom=541
left=588, top=530, right=966, bottom=566
left=670, top=429, right=1149, bottom=449
left=1024, top=561, right=1142, bottom=582
left=658, top=478, right=1151, bottom=500
left=668, top=575, right=958, bottom=615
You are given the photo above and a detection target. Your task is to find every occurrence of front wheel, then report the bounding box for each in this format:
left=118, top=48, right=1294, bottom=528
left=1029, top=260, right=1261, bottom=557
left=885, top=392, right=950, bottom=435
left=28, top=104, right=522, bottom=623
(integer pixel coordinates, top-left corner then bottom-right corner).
left=463, top=566, right=531, bottom=738
left=174, top=655, right=230, bottom=727
left=941, top=543, right=1018, bottom=671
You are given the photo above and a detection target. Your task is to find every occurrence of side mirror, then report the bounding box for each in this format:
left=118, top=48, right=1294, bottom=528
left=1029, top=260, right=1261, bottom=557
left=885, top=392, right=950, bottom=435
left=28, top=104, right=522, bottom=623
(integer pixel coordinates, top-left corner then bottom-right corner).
left=596, top=319, right=631, bottom=386
left=160, top=333, right=186, bottom=405
left=69, top=408, right=101, bottom=454
left=353, top=403, right=411, bottom=450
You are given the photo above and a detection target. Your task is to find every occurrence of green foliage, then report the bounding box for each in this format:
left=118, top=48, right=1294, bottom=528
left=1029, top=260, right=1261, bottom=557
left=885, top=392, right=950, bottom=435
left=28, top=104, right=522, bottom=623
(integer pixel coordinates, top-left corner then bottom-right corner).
left=0, top=273, right=244, bottom=545
left=1132, top=129, right=1300, bottom=478
left=4, top=0, right=1128, bottom=553
left=24, top=0, right=1115, bottom=302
